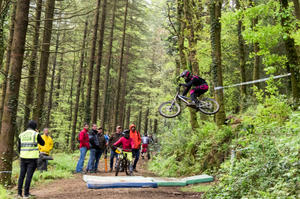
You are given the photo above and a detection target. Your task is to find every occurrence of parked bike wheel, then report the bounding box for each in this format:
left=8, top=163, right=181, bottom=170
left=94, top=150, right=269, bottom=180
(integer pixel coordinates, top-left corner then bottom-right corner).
left=198, top=98, right=220, bottom=115
left=115, top=159, right=121, bottom=176
left=158, top=101, right=181, bottom=118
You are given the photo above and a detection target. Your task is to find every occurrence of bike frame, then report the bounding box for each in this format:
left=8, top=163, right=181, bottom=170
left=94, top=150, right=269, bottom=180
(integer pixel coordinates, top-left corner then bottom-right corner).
left=172, top=86, right=191, bottom=105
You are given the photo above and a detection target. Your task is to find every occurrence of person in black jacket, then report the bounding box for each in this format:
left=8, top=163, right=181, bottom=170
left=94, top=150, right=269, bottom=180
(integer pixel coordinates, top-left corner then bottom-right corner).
left=86, top=124, right=99, bottom=173
left=179, top=70, right=209, bottom=105
left=94, top=127, right=107, bottom=172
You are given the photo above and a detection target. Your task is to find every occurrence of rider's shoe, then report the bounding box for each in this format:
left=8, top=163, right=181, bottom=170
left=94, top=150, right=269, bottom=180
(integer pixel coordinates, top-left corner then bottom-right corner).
left=187, top=101, right=197, bottom=106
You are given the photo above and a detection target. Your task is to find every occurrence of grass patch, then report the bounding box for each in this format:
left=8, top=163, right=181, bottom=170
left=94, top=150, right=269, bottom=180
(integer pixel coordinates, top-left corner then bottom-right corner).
left=0, top=185, right=11, bottom=199
left=8, top=150, right=88, bottom=197
left=181, top=184, right=212, bottom=193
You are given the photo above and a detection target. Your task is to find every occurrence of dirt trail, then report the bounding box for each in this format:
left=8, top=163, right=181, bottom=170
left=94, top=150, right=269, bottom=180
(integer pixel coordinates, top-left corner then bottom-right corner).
left=30, top=158, right=203, bottom=199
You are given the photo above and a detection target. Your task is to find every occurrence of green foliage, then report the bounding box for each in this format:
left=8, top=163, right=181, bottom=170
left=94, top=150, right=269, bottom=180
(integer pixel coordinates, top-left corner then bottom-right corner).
left=11, top=152, right=78, bottom=186
left=0, top=185, right=11, bottom=199
left=149, top=114, right=234, bottom=176
left=181, top=184, right=212, bottom=193
left=244, top=79, right=291, bottom=126
left=204, top=113, right=300, bottom=198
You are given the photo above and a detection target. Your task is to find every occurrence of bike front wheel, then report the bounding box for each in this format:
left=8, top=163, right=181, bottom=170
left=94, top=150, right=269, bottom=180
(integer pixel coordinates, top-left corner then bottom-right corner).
left=115, top=159, right=121, bottom=176
left=158, top=101, right=181, bottom=118
left=198, top=98, right=220, bottom=115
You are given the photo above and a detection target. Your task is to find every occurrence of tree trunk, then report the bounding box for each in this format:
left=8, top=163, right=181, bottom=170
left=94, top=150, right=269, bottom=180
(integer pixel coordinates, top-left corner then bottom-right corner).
left=210, top=0, right=226, bottom=126
left=0, top=2, right=16, bottom=130
left=280, top=0, right=300, bottom=105
left=67, top=56, right=76, bottom=148
left=125, top=105, right=130, bottom=129
left=92, top=0, right=107, bottom=124
left=0, top=1, right=9, bottom=70
left=236, top=0, right=247, bottom=108
left=177, top=0, right=187, bottom=69
left=253, top=27, right=260, bottom=89
left=119, top=39, right=131, bottom=128
left=100, top=0, right=117, bottom=129
left=23, top=0, right=42, bottom=130
left=56, top=30, right=66, bottom=100
left=46, top=29, right=60, bottom=127
left=0, top=0, right=30, bottom=186
left=71, top=20, right=88, bottom=151
left=153, top=118, right=158, bottom=135
left=85, top=0, right=101, bottom=124
left=113, top=0, right=129, bottom=128
left=33, top=0, right=56, bottom=128
left=144, top=108, right=149, bottom=135
left=293, top=0, right=300, bottom=20
left=137, top=107, right=142, bottom=133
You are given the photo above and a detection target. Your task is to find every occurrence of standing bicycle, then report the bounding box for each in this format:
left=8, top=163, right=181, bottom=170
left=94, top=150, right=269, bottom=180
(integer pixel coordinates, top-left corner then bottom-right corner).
left=159, top=70, right=219, bottom=118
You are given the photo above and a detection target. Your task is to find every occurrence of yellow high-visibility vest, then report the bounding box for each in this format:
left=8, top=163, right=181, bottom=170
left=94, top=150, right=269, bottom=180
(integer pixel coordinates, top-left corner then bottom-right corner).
left=19, top=129, right=39, bottom=159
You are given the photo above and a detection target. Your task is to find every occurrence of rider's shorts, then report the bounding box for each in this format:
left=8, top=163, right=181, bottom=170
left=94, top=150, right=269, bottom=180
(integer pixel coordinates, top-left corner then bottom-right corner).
left=190, top=84, right=209, bottom=96
left=123, top=151, right=133, bottom=162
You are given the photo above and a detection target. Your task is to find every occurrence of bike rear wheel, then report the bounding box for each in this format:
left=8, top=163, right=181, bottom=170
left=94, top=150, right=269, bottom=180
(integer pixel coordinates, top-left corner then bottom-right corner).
left=158, top=101, right=181, bottom=118
left=198, top=98, right=219, bottom=115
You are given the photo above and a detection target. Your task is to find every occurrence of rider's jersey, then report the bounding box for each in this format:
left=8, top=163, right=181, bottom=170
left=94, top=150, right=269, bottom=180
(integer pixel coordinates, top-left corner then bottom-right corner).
left=114, top=137, right=134, bottom=152
left=182, top=75, right=207, bottom=96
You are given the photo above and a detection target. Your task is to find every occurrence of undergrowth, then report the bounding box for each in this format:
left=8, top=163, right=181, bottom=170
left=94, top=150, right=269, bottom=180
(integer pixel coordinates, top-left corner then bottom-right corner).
left=151, top=84, right=300, bottom=198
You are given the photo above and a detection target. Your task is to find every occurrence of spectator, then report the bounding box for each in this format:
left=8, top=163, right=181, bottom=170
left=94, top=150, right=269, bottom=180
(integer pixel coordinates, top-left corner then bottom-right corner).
left=75, top=123, right=89, bottom=173
left=18, top=120, right=45, bottom=198
left=37, top=128, right=53, bottom=171
left=86, top=124, right=99, bottom=173
left=94, top=127, right=106, bottom=172
left=108, top=126, right=123, bottom=172
left=129, top=124, right=141, bottom=172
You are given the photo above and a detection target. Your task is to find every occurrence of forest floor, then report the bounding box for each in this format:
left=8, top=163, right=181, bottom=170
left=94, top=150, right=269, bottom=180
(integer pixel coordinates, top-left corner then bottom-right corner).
left=30, top=158, right=204, bottom=199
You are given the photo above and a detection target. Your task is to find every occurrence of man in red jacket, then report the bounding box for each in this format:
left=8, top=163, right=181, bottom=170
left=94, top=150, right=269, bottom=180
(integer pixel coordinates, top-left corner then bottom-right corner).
left=75, top=123, right=89, bottom=173
left=129, top=124, right=141, bottom=172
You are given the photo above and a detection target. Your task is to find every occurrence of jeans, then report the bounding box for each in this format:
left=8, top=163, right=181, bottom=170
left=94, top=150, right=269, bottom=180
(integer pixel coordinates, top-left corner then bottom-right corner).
left=87, top=148, right=96, bottom=172
left=76, top=147, right=87, bottom=172
left=132, top=149, right=140, bottom=169
left=18, top=158, right=37, bottom=196
left=94, top=149, right=103, bottom=171
left=110, top=150, right=118, bottom=170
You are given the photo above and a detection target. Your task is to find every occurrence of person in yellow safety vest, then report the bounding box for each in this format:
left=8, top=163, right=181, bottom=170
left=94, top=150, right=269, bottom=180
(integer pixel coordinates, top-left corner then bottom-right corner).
left=38, top=128, right=53, bottom=171
left=17, top=120, right=45, bottom=199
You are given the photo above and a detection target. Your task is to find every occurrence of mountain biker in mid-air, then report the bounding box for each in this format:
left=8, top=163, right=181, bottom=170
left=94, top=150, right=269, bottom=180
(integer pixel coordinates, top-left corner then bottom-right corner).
left=179, top=70, right=209, bottom=106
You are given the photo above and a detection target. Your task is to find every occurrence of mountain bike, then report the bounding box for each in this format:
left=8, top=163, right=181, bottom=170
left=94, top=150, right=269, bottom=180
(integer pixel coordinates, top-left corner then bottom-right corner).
left=115, top=148, right=133, bottom=176
left=159, top=85, right=220, bottom=118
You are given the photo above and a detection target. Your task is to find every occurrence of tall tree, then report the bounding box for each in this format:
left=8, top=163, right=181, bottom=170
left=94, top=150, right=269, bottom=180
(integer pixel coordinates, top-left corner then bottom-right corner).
left=236, top=0, right=247, bottom=104
left=0, top=0, right=30, bottom=185
left=293, top=0, right=300, bottom=20
left=210, top=0, right=226, bottom=125
left=0, top=2, right=16, bottom=130
left=113, top=0, right=129, bottom=128
left=33, top=0, right=56, bottom=128
left=85, top=0, right=101, bottom=124
left=100, top=0, right=117, bottom=129
left=144, top=108, right=149, bottom=135
left=23, top=0, right=42, bottom=130
left=92, top=0, right=107, bottom=124
left=280, top=0, right=300, bottom=105
left=71, top=19, right=88, bottom=151
left=46, top=28, right=60, bottom=127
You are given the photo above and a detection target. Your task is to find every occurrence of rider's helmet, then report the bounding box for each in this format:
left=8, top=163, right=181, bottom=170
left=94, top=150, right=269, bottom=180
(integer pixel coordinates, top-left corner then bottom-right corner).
left=123, top=129, right=130, bottom=139
left=180, top=70, right=191, bottom=81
